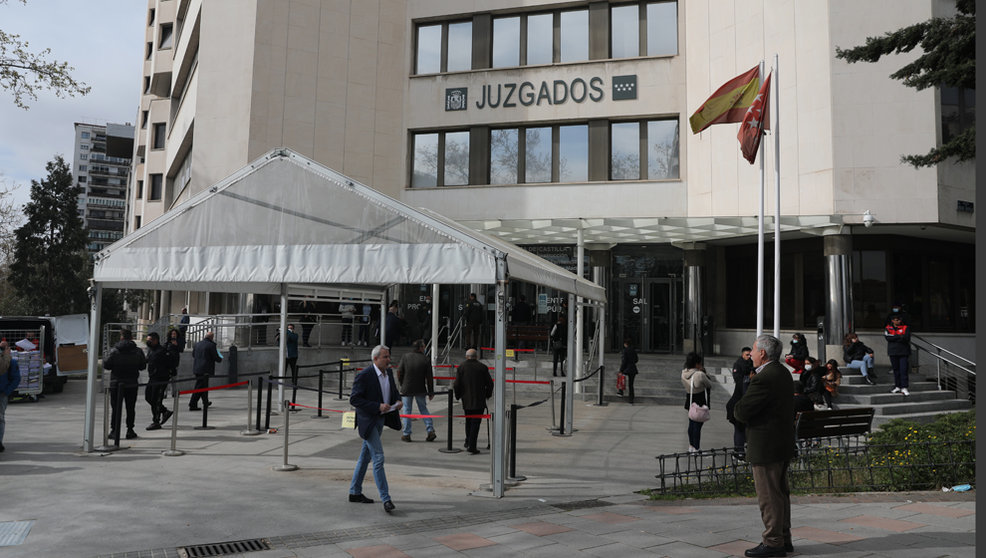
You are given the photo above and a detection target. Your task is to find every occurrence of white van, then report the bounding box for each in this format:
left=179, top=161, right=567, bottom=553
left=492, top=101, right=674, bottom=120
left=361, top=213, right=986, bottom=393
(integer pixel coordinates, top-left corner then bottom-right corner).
left=0, top=314, right=89, bottom=394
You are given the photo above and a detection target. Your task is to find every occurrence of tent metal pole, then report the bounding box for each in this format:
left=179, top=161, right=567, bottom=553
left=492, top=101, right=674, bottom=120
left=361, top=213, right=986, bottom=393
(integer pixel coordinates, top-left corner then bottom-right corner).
left=379, top=299, right=387, bottom=347
left=83, top=282, right=103, bottom=452
left=565, top=293, right=575, bottom=435
left=575, top=227, right=584, bottom=394
left=431, top=284, right=439, bottom=369
left=492, top=257, right=507, bottom=497
left=278, top=283, right=287, bottom=413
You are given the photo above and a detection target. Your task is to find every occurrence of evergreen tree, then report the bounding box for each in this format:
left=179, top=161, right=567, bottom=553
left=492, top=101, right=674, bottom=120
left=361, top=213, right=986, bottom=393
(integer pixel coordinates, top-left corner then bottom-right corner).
left=835, top=0, right=975, bottom=167
left=10, top=155, right=90, bottom=315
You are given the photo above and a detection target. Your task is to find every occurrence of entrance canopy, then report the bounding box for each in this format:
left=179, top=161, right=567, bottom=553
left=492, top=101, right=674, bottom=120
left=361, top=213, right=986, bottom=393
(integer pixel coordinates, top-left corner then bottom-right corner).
left=93, top=148, right=605, bottom=301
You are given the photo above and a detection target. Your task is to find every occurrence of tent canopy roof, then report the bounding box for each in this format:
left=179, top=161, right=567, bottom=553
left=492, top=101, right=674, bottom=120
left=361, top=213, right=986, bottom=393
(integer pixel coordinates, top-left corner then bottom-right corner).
left=94, top=149, right=605, bottom=302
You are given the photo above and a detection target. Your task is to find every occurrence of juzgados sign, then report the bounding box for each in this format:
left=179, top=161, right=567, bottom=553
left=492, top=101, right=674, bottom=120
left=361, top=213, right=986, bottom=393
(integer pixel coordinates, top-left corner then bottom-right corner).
left=446, top=74, right=637, bottom=111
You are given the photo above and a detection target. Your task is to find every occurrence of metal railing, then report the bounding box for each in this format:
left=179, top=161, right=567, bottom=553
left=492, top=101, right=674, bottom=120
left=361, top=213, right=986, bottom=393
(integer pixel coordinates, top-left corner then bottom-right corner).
left=912, top=334, right=976, bottom=403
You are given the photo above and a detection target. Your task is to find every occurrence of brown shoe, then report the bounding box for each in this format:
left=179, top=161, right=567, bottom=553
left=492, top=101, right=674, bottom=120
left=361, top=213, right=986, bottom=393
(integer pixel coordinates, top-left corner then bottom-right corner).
left=401, top=435, right=411, bottom=442
left=426, top=431, right=437, bottom=442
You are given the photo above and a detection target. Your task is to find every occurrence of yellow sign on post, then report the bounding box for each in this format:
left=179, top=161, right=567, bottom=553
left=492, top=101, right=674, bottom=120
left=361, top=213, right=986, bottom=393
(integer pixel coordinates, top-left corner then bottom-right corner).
left=341, top=411, right=356, bottom=429
left=506, top=349, right=515, bottom=358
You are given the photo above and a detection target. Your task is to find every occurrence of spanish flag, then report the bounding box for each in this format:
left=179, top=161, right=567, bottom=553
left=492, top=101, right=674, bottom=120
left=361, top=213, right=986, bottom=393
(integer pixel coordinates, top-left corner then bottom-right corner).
left=688, top=65, right=761, bottom=134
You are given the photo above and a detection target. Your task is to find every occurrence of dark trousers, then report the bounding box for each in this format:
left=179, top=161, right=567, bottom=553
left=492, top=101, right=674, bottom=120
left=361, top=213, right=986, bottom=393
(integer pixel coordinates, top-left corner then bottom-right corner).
left=626, top=373, right=636, bottom=403
left=733, top=423, right=747, bottom=453
left=145, top=379, right=170, bottom=423
left=890, top=355, right=910, bottom=388
left=464, top=407, right=484, bottom=450
left=464, top=323, right=482, bottom=350
left=552, top=347, right=566, bottom=376
left=189, top=374, right=210, bottom=408
left=752, top=460, right=792, bottom=548
left=342, top=318, right=354, bottom=343
left=687, top=419, right=704, bottom=449
left=110, top=377, right=138, bottom=431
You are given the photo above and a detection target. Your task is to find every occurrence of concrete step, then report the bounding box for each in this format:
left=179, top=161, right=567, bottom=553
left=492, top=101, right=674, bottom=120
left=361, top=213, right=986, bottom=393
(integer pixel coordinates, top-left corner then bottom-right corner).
left=841, top=389, right=958, bottom=406
left=839, top=381, right=939, bottom=396
left=842, top=398, right=973, bottom=416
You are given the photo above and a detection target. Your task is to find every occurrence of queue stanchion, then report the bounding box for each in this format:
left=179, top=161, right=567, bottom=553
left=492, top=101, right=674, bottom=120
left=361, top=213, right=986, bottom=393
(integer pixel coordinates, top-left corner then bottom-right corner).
left=508, top=403, right=526, bottom=482
left=242, top=377, right=261, bottom=436
left=547, top=378, right=558, bottom=432
left=552, top=383, right=567, bottom=437
left=163, top=376, right=184, bottom=456
left=596, top=365, right=606, bottom=406
left=313, top=369, right=327, bottom=418
left=255, top=376, right=263, bottom=432
left=438, top=389, right=461, bottom=454
left=273, top=400, right=298, bottom=471
left=94, top=384, right=118, bottom=452
left=195, top=389, right=215, bottom=430
left=335, top=359, right=348, bottom=401
left=265, top=374, right=274, bottom=431
left=111, top=385, right=124, bottom=447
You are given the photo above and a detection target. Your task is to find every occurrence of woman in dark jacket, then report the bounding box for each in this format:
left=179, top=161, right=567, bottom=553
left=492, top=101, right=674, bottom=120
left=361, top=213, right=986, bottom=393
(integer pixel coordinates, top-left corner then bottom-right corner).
left=843, top=332, right=876, bottom=384
left=619, top=338, right=639, bottom=404
left=801, top=357, right=827, bottom=408
left=784, top=332, right=809, bottom=374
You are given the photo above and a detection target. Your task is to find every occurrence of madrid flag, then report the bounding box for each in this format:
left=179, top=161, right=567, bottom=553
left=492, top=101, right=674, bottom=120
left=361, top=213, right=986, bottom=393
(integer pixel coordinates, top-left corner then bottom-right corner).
left=688, top=65, right=761, bottom=134
left=737, top=71, right=771, bottom=164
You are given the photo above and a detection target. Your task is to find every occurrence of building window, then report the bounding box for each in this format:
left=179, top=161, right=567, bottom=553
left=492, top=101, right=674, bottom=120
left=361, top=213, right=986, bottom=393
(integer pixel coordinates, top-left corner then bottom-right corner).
left=149, top=174, right=162, bottom=200
left=415, top=21, right=473, bottom=74
left=610, top=4, right=639, bottom=59
left=152, top=122, right=166, bottom=149
left=447, top=22, right=473, bottom=72
left=159, top=23, right=174, bottom=49
left=80, top=154, right=88, bottom=160
left=647, top=1, right=678, bottom=56
left=527, top=14, right=553, bottom=65
left=490, top=128, right=519, bottom=184
left=410, top=131, right=470, bottom=187
left=80, top=144, right=89, bottom=151
left=443, top=131, right=470, bottom=186
left=559, top=9, right=588, bottom=63
left=146, top=42, right=153, bottom=60
left=78, top=164, right=87, bottom=172
left=143, top=76, right=151, bottom=94
left=81, top=131, right=90, bottom=139
left=611, top=118, right=680, bottom=179
left=411, top=133, right=439, bottom=187
left=415, top=24, right=441, bottom=74
left=148, top=8, right=155, bottom=26
left=492, top=17, right=521, bottom=68
left=78, top=176, right=86, bottom=183
left=141, top=110, right=149, bottom=129
left=134, top=216, right=141, bottom=230
left=136, top=180, right=143, bottom=199
left=940, top=86, right=974, bottom=144
left=525, top=127, right=552, bottom=183
left=559, top=124, right=588, bottom=182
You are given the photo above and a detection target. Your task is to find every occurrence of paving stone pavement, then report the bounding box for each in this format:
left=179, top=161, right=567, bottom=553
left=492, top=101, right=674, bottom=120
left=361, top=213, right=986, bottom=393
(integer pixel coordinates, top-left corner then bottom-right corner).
left=0, top=376, right=976, bottom=557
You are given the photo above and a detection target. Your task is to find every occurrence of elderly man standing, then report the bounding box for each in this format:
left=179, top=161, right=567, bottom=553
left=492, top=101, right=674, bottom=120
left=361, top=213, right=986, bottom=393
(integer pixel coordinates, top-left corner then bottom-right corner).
left=453, top=348, right=493, bottom=455
left=397, top=339, right=436, bottom=442
left=734, top=334, right=795, bottom=558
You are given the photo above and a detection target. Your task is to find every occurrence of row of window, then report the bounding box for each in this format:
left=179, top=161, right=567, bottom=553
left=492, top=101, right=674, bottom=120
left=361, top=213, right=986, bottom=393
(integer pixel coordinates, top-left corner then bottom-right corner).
left=415, top=1, right=677, bottom=74
left=135, top=175, right=163, bottom=201
left=410, top=118, right=679, bottom=187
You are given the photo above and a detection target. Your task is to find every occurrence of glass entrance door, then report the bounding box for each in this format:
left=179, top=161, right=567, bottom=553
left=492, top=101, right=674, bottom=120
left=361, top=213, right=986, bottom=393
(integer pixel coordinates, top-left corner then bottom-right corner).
left=618, top=278, right=679, bottom=353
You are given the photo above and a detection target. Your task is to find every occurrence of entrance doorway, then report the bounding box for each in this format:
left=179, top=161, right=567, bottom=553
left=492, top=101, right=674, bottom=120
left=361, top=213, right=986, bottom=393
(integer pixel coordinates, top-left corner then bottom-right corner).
left=617, top=278, right=681, bottom=353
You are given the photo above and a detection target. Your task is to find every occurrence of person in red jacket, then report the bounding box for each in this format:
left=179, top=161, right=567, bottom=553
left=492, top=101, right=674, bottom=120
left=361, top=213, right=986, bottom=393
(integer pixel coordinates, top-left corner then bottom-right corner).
left=885, top=314, right=912, bottom=396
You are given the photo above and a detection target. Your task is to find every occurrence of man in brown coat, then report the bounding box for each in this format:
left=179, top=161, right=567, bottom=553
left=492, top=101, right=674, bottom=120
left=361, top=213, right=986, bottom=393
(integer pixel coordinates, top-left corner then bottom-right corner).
left=396, top=339, right=436, bottom=442
left=734, top=334, right=795, bottom=557
left=452, top=349, right=493, bottom=454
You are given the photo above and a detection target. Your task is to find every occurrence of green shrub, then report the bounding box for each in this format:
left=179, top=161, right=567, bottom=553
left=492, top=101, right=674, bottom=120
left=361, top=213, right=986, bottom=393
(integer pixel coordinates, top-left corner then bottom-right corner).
left=865, top=410, right=975, bottom=491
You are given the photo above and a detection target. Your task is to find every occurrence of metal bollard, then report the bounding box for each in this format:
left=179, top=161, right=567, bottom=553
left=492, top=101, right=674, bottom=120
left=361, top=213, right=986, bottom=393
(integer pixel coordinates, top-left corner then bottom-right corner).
left=273, top=400, right=298, bottom=471
left=195, top=389, right=214, bottom=430
left=242, top=378, right=261, bottom=435
left=552, top=383, right=567, bottom=437
left=163, top=377, right=184, bottom=456
left=94, top=386, right=118, bottom=452
left=335, top=361, right=346, bottom=401
left=255, top=376, right=263, bottom=432
left=438, top=390, right=461, bottom=454
left=313, top=370, right=326, bottom=418
left=508, top=404, right=526, bottom=481
left=112, top=386, right=124, bottom=447
left=265, top=374, right=273, bottom=430
left=596, top=365, right=606, bottom=406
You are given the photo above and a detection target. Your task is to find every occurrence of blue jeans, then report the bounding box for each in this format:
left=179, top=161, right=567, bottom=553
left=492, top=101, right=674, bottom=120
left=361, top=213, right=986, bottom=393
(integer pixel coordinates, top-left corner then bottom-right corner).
left=349, top=418, right=390, bottom=502
left=401, top=395, right=434, bottom=436
left=847, top=354, right=874, bottom=376
left=687, top=419, right=704, bottom=449
left=0, top=396, right=7, bottom=444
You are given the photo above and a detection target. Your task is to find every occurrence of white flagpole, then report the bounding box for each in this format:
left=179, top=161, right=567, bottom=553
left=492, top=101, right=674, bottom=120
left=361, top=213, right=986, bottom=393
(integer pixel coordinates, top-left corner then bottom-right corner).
left=756, top=60, right=765, bottom=338
left=773, top=54, right=781, bottom=339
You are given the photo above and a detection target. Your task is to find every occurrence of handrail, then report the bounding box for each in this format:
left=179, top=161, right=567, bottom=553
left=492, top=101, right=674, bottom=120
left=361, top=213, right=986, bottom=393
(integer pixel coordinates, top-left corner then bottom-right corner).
left=911, top=334, right=976, bottom=369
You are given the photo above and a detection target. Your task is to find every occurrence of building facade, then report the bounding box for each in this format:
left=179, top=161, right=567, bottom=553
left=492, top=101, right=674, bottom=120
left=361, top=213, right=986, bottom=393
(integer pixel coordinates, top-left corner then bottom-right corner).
left=73, top=122, right=133, bottom=255
left=127, top=0, right=974, bottom=356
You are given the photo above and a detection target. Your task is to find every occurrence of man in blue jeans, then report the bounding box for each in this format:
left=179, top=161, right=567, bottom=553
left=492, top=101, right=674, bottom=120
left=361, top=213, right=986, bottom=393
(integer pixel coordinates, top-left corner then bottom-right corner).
left=0, top=341, right=17, bottom=452
left=349, top=345, right=402, bottom=513
left=396, top=339, right=436, bottom=442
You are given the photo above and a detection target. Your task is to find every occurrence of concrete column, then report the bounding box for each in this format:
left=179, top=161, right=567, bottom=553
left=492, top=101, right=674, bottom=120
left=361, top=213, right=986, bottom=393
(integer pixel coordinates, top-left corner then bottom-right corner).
left=823, top=234, right=853, bottom=359
left=683, top=245, right=705, bottom=353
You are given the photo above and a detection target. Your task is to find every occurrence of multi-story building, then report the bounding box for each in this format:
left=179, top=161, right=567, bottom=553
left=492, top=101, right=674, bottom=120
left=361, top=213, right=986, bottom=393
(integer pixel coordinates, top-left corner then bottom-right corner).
left=127, top=0, right=974, bottom=356
left=73, top=122, right=133, bottom=255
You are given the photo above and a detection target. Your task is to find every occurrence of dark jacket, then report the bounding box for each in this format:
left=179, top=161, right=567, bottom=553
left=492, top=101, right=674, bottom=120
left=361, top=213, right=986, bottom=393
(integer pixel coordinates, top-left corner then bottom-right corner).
left=384, top=312, right=401, bottom=345
left=146, top=342, right=179, bottom=381
left=843, top=340, right=874, bottom=363
left=463, top=299, right=484, bottom=326
left=734, top=360, right=796, bottom=464
left=726, top=357, right=754, bottom=424
left=787, top=336, right=809, bottom=361
left=549, top=322, right=567, bottom=350
left=0, top=357, right=20, bottom=396
left=619, top=346, right=639, bottom=376
left=350, top=364, right=401, bottom=439
left=885, top=324, right=912, bottom=356
left=192, top=337, right=222, bottom=376
left=802, top=368, right=825, bottom=404
left=453, top=359, right=493, bottom=410
left=511, top=300, right=532, bottom=324
left=397, top=350, right=434, bottom=396
left=103, top=340, right=147, bottom=381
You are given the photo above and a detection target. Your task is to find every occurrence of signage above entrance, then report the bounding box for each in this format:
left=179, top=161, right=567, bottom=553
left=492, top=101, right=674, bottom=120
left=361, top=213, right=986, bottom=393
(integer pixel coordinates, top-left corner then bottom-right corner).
left=446, top=75, right=637, bottom=111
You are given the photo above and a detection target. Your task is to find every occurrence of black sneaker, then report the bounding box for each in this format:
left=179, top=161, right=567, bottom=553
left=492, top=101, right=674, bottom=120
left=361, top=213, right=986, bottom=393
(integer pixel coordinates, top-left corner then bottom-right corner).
left=0, top=442, right=5, bottom=452
left=161, top=409, right=173, bottom=423
left=108, top=430, right=119, bottom=440
left=865, top=376, right=876, bottom=385
left=126, top=429, right=139, bottom=440
left=146, top=422, right=162, bottom=431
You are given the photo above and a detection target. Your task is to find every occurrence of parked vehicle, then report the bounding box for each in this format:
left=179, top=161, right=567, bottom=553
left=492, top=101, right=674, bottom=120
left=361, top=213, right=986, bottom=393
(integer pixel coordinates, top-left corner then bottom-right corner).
left=0, top=314, right=89, bottom=395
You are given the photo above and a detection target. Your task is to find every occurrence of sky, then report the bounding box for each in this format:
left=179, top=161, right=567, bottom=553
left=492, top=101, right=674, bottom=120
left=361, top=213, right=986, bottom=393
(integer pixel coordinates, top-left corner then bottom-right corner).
left=0, top=0, right=146, bottom=214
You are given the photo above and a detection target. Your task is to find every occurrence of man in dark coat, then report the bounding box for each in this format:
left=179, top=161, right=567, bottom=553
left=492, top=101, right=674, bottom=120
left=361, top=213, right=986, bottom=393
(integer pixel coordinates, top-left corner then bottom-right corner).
left=397, top=339, right=436, bottom=442
left=144, top=331, right=179, bottom=430
left=725, top=346, right=754, bottom=460
left=453, top=348, right=493, bottom=454
left=734, top=334, right=795, bottom=558
left=103, top=329, right=147, bottom=441
left=462, top=293, right=484, bottom=351
left=190, top=331, right=222, bottom=411
left=349, top=345, right=402, bottom=513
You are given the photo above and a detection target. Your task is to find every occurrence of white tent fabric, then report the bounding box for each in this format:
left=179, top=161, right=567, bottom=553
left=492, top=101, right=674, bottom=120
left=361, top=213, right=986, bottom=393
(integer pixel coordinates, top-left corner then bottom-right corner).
left=94, top=149, right=606, bottom=301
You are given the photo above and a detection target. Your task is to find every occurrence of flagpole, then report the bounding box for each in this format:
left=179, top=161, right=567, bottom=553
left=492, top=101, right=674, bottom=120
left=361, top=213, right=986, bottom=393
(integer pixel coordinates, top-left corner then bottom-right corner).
left=756, top=60, right=765, bottom=338
left=773, top=54, right=781, bottom=339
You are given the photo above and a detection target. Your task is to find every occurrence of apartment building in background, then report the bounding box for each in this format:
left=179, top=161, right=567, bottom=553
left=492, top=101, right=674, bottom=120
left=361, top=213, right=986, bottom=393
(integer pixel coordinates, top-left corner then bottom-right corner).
left=126, top=0, right=974, bottom=356
left=73, top=122, right=133, bottom=256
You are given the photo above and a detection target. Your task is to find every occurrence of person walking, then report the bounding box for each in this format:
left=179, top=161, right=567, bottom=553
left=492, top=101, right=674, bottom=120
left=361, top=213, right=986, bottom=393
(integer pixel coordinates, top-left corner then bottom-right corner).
left=842, top=332, right=876, bottom=385
left=885, top=313, right=912, bottom=396
left=277, top=324, right=300, bottom=402
left=619, top=338, right=639, bottom=404
left=0, top=341, right=17, bottom=452
left=462, top=293, right=484, bottom=350
left=189, top=331, right=222, bottom=411
left=453, top=348, right=493, bottom=455
left=396, top=339, right=436, bottom=442
left=726, top=346, right=754, bottom=460
left=102, top=329, right=147, bottom=440
left=348, top=345, right=402, bottom=513
left=549, top=316, right=567, bottom=377
left=144, top=332, right=178, bottom=431
left=734, top=334, right=796, bottom=557
left=681, top=352, right=711, bottom=453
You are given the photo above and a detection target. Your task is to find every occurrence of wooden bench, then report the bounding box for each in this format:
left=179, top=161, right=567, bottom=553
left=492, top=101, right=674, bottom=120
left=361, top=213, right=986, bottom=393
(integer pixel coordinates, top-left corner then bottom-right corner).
left=795, top=407, right=875, bottom=443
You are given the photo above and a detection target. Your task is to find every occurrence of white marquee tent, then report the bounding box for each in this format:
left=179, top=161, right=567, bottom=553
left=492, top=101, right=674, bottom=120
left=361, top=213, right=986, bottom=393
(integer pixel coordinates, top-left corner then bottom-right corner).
left=86, top=148, right=606, bottom=496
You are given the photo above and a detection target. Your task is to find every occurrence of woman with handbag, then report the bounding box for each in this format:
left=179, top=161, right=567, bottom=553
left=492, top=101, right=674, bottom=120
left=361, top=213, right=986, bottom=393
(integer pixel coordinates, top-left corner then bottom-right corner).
left=681, top=352, right=711, bottom=453
left=619, top=338, right=639, bottom=404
